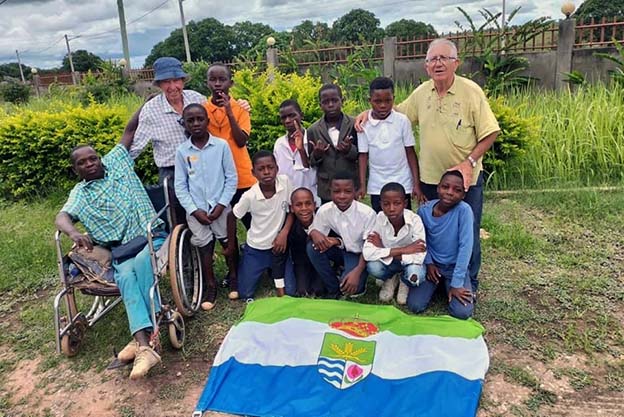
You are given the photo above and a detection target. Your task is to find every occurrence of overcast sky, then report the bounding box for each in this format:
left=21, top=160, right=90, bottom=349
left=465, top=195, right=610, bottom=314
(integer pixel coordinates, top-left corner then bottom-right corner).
left=0, top=0, right=570, bottom=69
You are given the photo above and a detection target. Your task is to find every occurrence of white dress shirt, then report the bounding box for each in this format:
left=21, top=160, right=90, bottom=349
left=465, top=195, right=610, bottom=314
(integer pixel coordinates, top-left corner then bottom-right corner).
left=273, top=130, right=318, bottom=200
left=362, top=209, right=427, bottom=265
left=310, top=201, right=376, bottom=253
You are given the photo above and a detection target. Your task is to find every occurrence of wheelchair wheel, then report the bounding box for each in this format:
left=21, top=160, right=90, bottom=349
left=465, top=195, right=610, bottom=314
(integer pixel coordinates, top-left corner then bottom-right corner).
left=169, top=224, right=203, bottom=317
left=168, top=311, right=185, bottom=349
left=60, top=316, right=87, bottom=357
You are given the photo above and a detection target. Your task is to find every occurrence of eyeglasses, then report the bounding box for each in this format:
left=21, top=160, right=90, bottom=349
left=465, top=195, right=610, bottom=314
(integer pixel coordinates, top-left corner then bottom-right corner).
left=425, top=55, right=458, bottom=64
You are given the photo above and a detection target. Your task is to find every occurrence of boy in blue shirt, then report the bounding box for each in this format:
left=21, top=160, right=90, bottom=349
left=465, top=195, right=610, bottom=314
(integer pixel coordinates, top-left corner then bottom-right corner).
left=174, top=104, right=238, bottom=310
left=411, top=170, right=475, bottom=319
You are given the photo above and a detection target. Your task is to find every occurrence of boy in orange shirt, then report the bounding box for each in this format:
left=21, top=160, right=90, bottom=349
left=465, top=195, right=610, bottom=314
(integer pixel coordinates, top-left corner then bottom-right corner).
left=204, top=63, right=255, bottom=289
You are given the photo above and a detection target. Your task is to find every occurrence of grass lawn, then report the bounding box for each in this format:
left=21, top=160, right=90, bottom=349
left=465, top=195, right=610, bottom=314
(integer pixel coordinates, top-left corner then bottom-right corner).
left=0, top=188, right=622, bottom=416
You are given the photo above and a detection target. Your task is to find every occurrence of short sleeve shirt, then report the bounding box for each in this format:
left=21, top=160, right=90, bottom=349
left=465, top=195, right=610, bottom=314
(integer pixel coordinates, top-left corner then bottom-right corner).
left=232, top=175, right=292, bottom=250
left=204, top=98, right=256, bottom=189
left=358, top=110, right=416, bottom=194
left=130, top=90, right=207, bottom=167
left=62, top=144, right=163, bottom=246
left=397, top=76, right=499, bottom=185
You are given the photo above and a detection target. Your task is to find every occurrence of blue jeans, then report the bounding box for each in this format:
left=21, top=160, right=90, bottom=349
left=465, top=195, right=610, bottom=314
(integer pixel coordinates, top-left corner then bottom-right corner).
left=420, top=171, right=483, bottom=292
left=237, top=245, right=295, bottom=299
left=366, top=259, right=426, bottom=287
left=113, top=237, right=164, bottom=335
left=306, top=242, right=367, bottom=298
left=406, top=263, right=474, bottom=320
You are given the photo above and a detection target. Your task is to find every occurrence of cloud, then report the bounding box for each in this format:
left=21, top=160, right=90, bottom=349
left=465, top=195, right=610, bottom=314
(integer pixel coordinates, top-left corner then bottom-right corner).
left=0, top=0, right=565, bottom=69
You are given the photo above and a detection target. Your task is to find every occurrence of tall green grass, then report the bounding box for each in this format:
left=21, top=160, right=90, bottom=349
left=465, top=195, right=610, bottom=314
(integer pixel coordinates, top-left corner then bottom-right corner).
left=493, top=85, right=624, bottom=189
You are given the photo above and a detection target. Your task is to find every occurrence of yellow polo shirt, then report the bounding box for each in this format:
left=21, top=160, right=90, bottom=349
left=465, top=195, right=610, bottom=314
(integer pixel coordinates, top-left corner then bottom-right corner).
left=397, top=75, right=500, bottom=186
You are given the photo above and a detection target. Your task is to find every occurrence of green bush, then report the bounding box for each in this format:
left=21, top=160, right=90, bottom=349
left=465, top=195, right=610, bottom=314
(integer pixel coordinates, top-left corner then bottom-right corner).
left=0, top=102, right=157, bottom=199
left=0, top=81, right=30, bottom=104
left=484, top=96, right=539, bottom=184
left=231, top=67, right=358, bottom=154
left=182, top=61, right=210, bottom=96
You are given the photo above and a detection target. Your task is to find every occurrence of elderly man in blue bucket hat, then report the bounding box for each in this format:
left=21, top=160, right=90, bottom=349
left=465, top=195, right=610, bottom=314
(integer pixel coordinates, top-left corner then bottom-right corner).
left=130, top=57, right=206, bottom=225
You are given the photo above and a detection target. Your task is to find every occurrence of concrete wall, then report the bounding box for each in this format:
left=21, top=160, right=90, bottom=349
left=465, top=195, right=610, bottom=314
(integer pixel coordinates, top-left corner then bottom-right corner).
left=572, top=47, right=619, bottom=84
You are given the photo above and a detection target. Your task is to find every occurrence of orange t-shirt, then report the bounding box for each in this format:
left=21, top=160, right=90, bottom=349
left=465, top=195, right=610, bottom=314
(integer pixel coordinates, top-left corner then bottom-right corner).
left=204, top=98, right=256, bottom=189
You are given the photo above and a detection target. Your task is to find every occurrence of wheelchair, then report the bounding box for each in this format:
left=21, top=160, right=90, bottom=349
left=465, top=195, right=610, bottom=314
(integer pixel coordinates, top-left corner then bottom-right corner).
left=53, top=178, right=204, bottom=357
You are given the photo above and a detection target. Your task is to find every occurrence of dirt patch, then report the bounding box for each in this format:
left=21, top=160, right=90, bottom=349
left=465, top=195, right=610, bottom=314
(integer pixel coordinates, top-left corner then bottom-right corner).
left=478, top=374, right=532, bottom=416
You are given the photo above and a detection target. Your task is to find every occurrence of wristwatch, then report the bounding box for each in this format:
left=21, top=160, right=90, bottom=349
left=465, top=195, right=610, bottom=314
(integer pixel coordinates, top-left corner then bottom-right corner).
left=467, top=155, right=477, bottom=168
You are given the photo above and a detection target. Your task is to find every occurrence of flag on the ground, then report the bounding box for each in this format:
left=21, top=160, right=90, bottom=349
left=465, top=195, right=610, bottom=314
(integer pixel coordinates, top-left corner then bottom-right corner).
left=194, top=297, right=489, bottom=417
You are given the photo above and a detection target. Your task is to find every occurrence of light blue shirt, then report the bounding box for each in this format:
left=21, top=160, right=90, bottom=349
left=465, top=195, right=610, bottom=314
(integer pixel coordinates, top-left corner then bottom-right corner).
left=174, top=135, right=238, bottom=215
left=417, top=200, right=473, bottom=288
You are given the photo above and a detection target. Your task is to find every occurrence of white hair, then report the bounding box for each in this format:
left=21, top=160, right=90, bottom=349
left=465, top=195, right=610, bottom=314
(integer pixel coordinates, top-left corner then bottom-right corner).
left=426, top=38, right=458, bottom=58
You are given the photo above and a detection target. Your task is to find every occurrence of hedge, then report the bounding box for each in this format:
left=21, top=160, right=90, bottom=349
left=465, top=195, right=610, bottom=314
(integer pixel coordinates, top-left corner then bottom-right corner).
left=0, top=102, right=157, bottom=199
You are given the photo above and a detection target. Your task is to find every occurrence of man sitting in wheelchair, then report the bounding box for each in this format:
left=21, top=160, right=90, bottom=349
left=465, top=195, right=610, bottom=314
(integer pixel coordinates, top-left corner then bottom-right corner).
left=55, top=111, right=166, bottom=379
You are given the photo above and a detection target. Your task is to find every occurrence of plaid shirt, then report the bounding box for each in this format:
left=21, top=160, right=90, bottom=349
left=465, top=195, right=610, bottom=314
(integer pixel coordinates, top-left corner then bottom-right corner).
left=62, top=144, right=164, bottom=246
left=130, top=90, right=207, bottom=167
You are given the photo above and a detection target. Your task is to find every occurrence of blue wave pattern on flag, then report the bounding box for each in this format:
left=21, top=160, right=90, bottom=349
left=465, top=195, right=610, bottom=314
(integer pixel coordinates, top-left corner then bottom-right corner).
left=317, top=357, right=345, bottom=388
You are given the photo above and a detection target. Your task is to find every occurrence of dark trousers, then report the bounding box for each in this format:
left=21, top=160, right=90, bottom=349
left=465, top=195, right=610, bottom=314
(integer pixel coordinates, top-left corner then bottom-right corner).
left=306, top=242, right=367, bottom=298
left=420, top=172, right=484, bottom=292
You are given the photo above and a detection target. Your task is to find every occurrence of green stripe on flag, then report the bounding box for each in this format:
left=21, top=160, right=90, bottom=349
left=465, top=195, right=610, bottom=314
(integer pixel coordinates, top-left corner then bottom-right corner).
left=241, top=297, right=485, bottom=339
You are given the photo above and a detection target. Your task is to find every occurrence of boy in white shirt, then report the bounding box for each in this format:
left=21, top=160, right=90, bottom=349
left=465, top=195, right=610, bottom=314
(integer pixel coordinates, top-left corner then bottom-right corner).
left=307, top=171, right=376, bottom=299
left=273, top=99, right=318, bottom=201
left=363, top=182, right=427, bottom=305
left=225, top=150, right=295, bottom=300
left=357, top=77, right=424, bottom=212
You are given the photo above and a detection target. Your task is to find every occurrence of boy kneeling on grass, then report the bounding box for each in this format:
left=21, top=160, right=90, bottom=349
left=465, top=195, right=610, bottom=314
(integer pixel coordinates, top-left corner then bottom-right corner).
left=411, top=170, right=475, bottom=319
left=307, top=171, right=376, bottom=299
left=226, top=150, right=295, bottom=301
left=362, top=182, right=427, bottom=305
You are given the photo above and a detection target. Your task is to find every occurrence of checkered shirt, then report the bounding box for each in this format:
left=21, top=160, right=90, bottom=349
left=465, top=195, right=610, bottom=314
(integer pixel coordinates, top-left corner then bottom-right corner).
left=130, top=90, right=207, bottom=167
left=62, top=144, right=164, bottom=246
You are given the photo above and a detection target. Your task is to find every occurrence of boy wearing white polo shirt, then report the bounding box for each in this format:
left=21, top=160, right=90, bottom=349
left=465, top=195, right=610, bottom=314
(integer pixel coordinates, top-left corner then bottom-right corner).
left=307, top=171, right=376, bottom=299
left=357, top=77, right=423, bottom=212
left=226, top=150, right=295, bottom=300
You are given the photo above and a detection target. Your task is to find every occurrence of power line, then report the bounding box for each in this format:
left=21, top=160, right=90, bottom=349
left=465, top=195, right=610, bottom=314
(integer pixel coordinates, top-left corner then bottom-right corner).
left=0, top=0, right=9, bottom=6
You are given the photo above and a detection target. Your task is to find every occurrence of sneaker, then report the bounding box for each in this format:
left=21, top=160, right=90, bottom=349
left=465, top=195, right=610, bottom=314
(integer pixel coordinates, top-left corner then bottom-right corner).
left=228, top=275, right=239, bottom=300
left=129, top=346, right=161, bottom=380
left=375, top=279, right=384, bottom=288
left=117, top=340, right=137, bottom=362
left=201, top=284, right=217, bottom=311
left=379, top=274, right=399, bottom=302
left=396, top=281, right=410, bottom=305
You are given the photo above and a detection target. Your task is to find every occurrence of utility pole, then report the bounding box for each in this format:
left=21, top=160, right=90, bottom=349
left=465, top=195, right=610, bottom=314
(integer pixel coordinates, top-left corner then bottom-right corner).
left=15, top=50, right=25, bottom=83
left=501, top=0, right=506, bottom=53
left=117, top=0, right=131, bottom=68
left=64, top=34, right=77, bottom=85
left=178, top=0, right=192, bottom=62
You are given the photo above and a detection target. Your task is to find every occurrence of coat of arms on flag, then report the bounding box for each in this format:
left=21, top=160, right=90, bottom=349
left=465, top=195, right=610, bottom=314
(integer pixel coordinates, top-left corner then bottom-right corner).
left=195, top=297, right=489, bottom=417
left=317, top=331, right=376, bottom=389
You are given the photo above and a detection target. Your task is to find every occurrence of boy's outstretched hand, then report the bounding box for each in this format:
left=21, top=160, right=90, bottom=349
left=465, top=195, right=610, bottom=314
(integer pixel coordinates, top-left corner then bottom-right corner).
left=335, top=135, right=352, bottom=154
left=312, top=140, right=330, bottom=158
left=448, top=287, right=473, bottom=306
left=426, top=264, right=441, bottom=284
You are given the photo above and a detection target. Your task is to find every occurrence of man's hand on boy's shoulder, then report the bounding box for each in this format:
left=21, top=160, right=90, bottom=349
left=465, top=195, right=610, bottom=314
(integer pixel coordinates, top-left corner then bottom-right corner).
left=236, top=99, right=251, bottom=112
left=192, top=209, right=212, bottom=225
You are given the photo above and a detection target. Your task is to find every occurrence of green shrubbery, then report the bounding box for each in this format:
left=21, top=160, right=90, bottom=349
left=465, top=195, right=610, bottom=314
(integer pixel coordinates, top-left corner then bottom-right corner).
left=0, top=102, right=157, bottom=199
left=0, top=80, right=30, bottom=104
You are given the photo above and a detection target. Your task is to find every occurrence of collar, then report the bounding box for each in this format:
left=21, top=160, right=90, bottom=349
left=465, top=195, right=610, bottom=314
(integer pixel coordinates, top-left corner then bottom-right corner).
left=185, top=135, right=217, bottom=151
left=251, top=175, right=286, bottom=200
left=332, top=200, right=356, bottom=215
left=368, top=110, right=396, bottom=127
left=429, top=76, right=457, bottom=95
left=323, top=113, right=343, bottom=128
left=158, top=91, right=190, bottom=114
left=380, top=209, right=414, bottom=229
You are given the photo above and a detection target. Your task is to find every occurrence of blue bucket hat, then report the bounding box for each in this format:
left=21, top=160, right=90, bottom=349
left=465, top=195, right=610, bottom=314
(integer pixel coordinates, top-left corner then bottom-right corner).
left=153, top=57, right=188, bottom=83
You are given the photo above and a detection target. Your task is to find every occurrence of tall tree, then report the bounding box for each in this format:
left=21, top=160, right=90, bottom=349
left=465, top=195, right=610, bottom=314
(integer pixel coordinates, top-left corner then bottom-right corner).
left=0, top=62, right=32, bottom=80
left=385, top=19, right=438, bottom=39
left=230, top=21, right=274, bottom=56
left=574, top=0, right=624, bottom=20
left=331, top=9, right=384, bottom=43
left=291, top=20, right=331, bottom=48
left=62, top=50, right=103, bottom=72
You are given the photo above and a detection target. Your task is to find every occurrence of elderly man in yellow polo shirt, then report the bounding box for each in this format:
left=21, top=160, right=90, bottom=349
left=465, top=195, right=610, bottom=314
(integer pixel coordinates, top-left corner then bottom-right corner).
left=357, top=38, right=499, bottom=297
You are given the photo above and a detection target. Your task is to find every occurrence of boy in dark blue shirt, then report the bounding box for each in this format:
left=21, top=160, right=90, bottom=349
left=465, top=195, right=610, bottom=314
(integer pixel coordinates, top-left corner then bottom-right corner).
left=410, top=170, right=475, bottom=319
